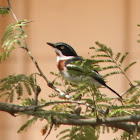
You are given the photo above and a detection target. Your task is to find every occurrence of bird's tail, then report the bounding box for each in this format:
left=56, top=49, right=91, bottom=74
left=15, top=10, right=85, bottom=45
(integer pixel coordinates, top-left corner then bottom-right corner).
left=105, top=84, right=123, bottom=99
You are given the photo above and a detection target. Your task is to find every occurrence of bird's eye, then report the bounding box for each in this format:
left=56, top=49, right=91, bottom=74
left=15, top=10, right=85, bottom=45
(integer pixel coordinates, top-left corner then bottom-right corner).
left=60, top=46, right=65, bottom=49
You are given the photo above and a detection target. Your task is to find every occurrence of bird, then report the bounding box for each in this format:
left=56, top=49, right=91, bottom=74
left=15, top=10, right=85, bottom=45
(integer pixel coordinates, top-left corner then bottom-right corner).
left=47, top=42, right=122, bottom=99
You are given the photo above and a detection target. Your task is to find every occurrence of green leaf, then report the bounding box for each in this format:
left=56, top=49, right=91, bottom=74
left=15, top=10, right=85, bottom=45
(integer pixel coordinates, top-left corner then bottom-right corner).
left=107, top=47, right=113, bottom=56
left=101, top=65, right=118, bottom=71
left=17, top=116, right=38, bottom=133
left=16, top=83, right=23, bottom=96
left=108, top=108, right=132, bottom=117
left=124, top=61, right=136, bottom=72
left=56, top=129, right=70, bottom=138
left=89, top=46, right=95, bottom=49
left=103, top=71, right=122, bottom=77
left=56, top=129, right=70, bottom=140
left=119, top=52, right=129, bottom=64
left=9, top=90, right=14, bottom=102
left=95, top=42, right=113, bottom=56
left=2, top=20, right=27, bottom=48
left=91, top=54, right=109, bottom=58
left=115, top=52, right=121, bottom=61
left=95, top=59, right=114, bottom=63
left=129, top=91, right=140, bottom=103
left=0, top=20, right=28, bottom=63
left=21, top=98, right=34, bottom=106
left=134, top=80, right=140, bottom=84
left=0, top=7, right=9, bottom=15
left=24, top=82, right=32, bottom=95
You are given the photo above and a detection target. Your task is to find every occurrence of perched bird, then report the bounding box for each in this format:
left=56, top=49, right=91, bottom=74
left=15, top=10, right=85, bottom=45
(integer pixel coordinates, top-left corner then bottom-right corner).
left=47, top=42, right=122, bottom=99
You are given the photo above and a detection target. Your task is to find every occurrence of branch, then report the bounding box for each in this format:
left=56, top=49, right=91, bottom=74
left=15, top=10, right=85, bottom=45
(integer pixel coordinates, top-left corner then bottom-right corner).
left=0, top=102, right=36, bottom=115
left=0, top=102, right=140, bottom=134
left=39, top=100, right=107, bottom=116
left=52, top=115, right=140, bottom=134
left=7, top=0, right=18, bottom=22
left=121, top=83, right=140, bottom=97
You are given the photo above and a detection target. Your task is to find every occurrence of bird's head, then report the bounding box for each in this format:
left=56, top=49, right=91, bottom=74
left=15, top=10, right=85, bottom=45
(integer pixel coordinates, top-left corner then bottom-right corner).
left=47, top=42, right=78, bottom=62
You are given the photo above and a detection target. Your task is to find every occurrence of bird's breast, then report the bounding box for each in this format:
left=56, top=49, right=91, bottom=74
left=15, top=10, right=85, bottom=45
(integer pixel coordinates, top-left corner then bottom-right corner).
left=57, top=60, right=66, bottom=71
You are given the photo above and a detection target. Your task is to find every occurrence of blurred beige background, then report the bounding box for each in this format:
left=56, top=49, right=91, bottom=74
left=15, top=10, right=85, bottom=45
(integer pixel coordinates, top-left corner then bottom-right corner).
left=0, top=0, right=140, bottom=140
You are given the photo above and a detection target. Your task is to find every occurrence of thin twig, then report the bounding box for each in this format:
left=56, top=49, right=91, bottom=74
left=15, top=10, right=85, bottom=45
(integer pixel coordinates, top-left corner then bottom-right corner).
left=7, top=0, right=69, bottom=98
left=44, top=122, right=53, bottom=140
left=134, top=122, right=138, bottom=140
left=109, top=55, right=132, bottom=86
left=120, top=83, right=140, bottom=97
left=7, top=0, right=18, bottom=22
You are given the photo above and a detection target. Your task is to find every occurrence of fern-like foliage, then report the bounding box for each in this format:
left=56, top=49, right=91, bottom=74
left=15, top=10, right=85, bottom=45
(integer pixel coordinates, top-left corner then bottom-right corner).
left=114, top=131, right=140, bottom=140
left=0, top=20, right=27, bottom=63
left=90, top=42, right=136, bottom=78
left=17, top=116, right=39, bottom=133
left=56, top=126, right=99, bottom=140
left=0, top=74, right=37, bottom=102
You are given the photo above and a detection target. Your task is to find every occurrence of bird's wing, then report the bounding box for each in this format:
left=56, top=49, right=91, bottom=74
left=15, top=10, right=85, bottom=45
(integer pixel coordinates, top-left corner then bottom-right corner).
left=65, top=56, right=84, bottom=65
left=66, top=57, right=106, bottom=85
left=90, top=70, right=106, bottom=86
left=66, top=64, right=83, bottom=76
left=66, top=64, right=106, bottom=84
left=65, top=56, right=84, bottom=76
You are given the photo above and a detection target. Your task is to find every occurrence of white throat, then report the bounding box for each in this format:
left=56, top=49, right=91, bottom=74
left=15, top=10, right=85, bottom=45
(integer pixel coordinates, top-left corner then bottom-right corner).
left=55, top=49, right=75, bottom=62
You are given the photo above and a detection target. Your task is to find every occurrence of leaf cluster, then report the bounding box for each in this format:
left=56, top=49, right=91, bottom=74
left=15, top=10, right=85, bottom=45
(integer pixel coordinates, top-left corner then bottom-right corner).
left=0, top=74, right=37, bottom=102
left=90, top=42, right=136, bottom=78
left=0, top=20, right=27, bottom=63
left=56, top=126, right=99, bottom=140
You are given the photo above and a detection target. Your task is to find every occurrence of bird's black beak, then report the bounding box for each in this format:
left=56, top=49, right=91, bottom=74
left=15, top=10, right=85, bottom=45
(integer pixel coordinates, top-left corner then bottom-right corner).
left=47, top=42, right=56, bottom=48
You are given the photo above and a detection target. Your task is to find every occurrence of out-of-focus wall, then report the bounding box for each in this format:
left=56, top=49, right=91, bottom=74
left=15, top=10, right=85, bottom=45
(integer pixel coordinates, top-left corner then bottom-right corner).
left=0, top=0, right=140, bottom=139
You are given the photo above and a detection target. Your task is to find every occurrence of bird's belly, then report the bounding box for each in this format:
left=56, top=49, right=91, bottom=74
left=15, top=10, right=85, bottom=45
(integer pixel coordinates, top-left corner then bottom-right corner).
left=61, top=70, right=101, bottom=86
